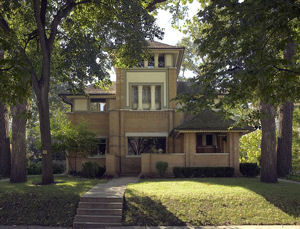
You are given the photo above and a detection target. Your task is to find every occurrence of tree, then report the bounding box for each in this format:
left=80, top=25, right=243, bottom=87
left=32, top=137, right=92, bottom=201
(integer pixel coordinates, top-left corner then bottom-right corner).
left=176, top=0, right=300, bottom=182
left=0, top=0, right=163, bottom=184
left=239, top=130, right=261, bottom=165
left=277, top=102, right=294, bottom=177
left=10, top=102, right=29, bottom=183
left=0, top=102, right=10, bottom=177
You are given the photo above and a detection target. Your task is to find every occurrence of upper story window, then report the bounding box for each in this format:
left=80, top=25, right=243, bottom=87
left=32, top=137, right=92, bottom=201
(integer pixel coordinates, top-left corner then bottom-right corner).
left=90, top=98, right=106, bottom=112
left=130, top=85, right=162, bottom=110
left=158, top=54, right=165, bottom=67
left=148, top=55, right=154, bottom=68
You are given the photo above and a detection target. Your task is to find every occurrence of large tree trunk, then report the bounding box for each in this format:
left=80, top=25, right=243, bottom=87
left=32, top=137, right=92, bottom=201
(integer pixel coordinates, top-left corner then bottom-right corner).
left=10, top=103, right=28, bottom=183
left=260, top=102, right=277, bottom=183
left=0, top=102, right=11, bottom=177
left=36, top=85, right=54, bottom=184
left=277, top=101, right=294, bottom=177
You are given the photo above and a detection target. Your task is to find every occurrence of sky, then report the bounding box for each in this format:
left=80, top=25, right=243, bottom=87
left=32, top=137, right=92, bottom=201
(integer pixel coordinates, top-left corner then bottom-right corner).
left=110, top=2, right=200, bottom=81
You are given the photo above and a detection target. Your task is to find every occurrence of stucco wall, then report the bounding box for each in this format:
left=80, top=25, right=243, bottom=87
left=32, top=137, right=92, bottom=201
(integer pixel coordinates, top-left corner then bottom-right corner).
left=67, top=112, right=109, bottom=136
left=67, top=156, right=105, bottom=172
left=141, top=153, right=185, bottom=175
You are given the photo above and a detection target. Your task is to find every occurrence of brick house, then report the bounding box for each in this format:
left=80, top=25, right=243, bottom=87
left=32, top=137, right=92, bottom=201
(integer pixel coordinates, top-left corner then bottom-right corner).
left=60, top=41, right=252, bottom=176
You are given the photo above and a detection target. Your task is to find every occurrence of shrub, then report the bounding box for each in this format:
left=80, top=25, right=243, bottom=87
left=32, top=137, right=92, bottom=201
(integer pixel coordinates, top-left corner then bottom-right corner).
left=172, top=167, right=234, bottom=178
left=53, top=161, right=65, bottom=174
left=97, top=166, right=106, bottom=177
left=173, top=167, right=183, bottom=178
left=240, top=163, right=260, bottom=177
left=155, top=161, right=168, bottom=177
left=27, top=161, right=42, bottom=175
left=81, top=162, right=99, bottom=178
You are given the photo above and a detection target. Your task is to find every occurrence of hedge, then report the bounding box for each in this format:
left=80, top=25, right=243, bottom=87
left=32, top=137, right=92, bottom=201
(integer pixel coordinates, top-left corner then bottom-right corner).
left=173, top=167, right=234, bottom=178
left=239, top=163, right=260, bottom=177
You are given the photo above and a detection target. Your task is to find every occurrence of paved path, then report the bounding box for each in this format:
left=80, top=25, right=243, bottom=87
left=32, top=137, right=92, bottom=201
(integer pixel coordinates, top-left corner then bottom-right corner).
left=279, top=178, right=300, bottom=185
left=82, top=177, right=139, bottom=198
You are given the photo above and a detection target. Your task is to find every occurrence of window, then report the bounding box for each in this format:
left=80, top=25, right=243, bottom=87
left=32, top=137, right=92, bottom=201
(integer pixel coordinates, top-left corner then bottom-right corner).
left=91, top=138, right=106, bottom=156
left=155, top=86, right=161, bottom=110
left=196, top=134, right=203, bottom=146
left=132, top=86, right=138, bottom=110
left=158, top=54, right=165, bottom=67
left=206, top=134, right=213, bottom=146
left=148, top=55, right=154, bottom=68
left=127, top=137, right=166, bottom=155
left=90, top=98, right=106, bottom=112
left=142, top=86, right=151, bottom=110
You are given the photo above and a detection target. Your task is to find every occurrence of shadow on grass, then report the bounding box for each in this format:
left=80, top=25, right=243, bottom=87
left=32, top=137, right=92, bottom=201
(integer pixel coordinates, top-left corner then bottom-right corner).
left=123, top=188, right=185, bottom=226
left=141, top=177, right=300, bottom=219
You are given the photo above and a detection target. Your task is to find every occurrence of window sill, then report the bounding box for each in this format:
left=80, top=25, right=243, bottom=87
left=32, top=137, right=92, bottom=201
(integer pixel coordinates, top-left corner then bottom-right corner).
left=194, top=153, right=229, bottom=156
left=126, top=155, right=142, bottom=158
left=88, top=155, right=106, bottom=159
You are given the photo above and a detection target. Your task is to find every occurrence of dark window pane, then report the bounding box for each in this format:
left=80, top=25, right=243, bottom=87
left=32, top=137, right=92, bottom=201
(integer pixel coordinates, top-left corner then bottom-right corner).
left=196, top=133, right=202, bottom=146
left=127, top=137, right=166, bottom=155
left=206, top=135, right=213, bottom=146
left=158, top=54, right=165, bottom=67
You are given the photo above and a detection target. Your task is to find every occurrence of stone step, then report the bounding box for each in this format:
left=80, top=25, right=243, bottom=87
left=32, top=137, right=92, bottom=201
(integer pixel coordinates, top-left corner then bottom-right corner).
left=78, top=202, right=123, bottom=209
left=77, top=208, right=122, bottom=216
left=73, top=221, right=122, bottom=229
left=80, top=196, right=123, bottom=203
left=74, top=215, right=121, bottom=223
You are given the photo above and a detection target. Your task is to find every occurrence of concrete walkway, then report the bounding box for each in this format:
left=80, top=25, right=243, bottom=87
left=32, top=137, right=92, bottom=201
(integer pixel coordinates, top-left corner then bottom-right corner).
left=82, top=177, right=139, bottom=198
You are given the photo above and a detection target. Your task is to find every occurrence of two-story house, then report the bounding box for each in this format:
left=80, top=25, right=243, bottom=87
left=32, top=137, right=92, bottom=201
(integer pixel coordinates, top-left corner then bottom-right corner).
left=60, top=41, right=252, bottom=176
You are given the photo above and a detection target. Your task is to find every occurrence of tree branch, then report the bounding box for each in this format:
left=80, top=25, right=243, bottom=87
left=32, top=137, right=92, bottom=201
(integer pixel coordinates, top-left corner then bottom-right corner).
left=272, top=65, right=299, bottom=74
left=146, top=0, right=166, bottom=12
left=48, top=0, right=91, bottom=51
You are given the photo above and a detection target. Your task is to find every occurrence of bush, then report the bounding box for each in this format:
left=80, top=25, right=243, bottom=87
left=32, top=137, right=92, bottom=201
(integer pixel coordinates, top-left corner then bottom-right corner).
left=81, top=162, right=99, bottom=178
left=240, top=163, right=260, bottom=177
left=155, top=161, right=168, bottom=177
left=53, top=161, right=65, bottom=174
left=27, top=161, right=42, bottom=175
left=97, top=166, right=106, bottom=177
left=173, top=167, right=234, bottom=178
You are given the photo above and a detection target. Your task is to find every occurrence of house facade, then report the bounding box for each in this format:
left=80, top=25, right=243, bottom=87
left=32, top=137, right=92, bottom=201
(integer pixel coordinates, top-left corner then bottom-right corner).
left=60, top=41, right=252, bottom=176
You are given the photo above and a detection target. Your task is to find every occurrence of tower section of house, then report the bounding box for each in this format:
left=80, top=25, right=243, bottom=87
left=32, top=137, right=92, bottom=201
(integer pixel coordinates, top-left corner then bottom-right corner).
left=60, top=41, right=253, bottom=177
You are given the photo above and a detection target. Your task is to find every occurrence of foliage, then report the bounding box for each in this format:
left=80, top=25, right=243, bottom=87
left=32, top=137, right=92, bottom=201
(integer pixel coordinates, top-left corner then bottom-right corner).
left=239, top=163, right=260, bottom=177
left=27, top=161, right=42, bottom=175
left=81, top=162, right=99, bottom=178
left=239, top=130, right=262, bottom=165
left=0, top=175, right=104, bottom=226
left=292, top=107, right=300, bottom=172
left=173, top=167, right=234, bottom=178
left=124, top=178, right=300, bottom=226
left=287, top=174, right=300, bottom=182
left=155, top=161, right=168, bottom=177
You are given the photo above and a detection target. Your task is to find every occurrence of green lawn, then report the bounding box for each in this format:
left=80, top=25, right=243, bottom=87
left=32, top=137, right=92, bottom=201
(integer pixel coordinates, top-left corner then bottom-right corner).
left=0, top=175, right=104, bottom=226
left=124, top=178, right=300, bottom=226
left=287, top=174, right=300, bottom=182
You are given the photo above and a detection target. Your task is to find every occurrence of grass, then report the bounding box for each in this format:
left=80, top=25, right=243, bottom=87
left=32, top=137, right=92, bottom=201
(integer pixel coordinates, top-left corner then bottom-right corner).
left=287, top=174, right=300, bottom=182
left=124, top=178, right=300, bottom=226
left=0, top=175, right=104, bottom=226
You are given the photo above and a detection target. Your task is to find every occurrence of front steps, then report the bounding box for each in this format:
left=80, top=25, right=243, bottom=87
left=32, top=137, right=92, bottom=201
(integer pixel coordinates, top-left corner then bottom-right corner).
left=73, top=197, right=123, bottom=228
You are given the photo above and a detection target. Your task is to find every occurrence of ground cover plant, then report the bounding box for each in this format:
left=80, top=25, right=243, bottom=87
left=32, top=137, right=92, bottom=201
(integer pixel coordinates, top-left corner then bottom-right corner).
left=124, top=178, right=300, bottom=226
left=287, top=175, right=300, bottom=182
left=0, top=175, right=104, bottom=226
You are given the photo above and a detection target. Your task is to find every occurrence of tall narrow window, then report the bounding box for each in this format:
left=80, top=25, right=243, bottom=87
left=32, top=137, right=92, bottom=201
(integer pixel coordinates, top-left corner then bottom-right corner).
left=148, top=55, right=154, bottom=68
left=158, top=54, right=165, bottom=67
left=91, top=138, right=106, bottom=156
left=142, top=86, right=151, bottom=110
left=132, top=86, right=138, bottom=110
left=155, top=86, right=161, bottom=110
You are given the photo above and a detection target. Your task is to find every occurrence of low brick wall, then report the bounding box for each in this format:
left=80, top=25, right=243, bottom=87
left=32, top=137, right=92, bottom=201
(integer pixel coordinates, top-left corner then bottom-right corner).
left=67, top=156, right=106, bottom=172
left=141, top=153, right=185, bottom=175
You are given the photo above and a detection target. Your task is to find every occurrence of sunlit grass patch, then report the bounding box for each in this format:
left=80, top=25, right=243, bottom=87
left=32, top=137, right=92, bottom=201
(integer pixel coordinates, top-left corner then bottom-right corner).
left=0, top=175, right=105, bottom=226
left=124, top=178, right=300, bottom=226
